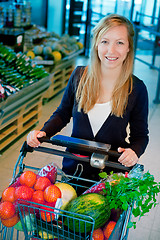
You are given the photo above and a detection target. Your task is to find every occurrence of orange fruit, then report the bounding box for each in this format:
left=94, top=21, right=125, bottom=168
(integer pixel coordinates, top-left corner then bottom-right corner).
left=103, top=221, right=116, bottom=239
left=34, top=177, right=51, bottom=191
left=0, top=201, right=16, bottom=220
left=20, top=171, right=37, bottom=187
left=32, top=190, right=45, bottom=204
left=76, top=42, right=83, bottom=49
left=40, top=202, right=56, bottom=222
left=92, top=228, right=104, bottom=240
left=40, top=210, right=55, bottom=222
left=2, top=187, right=15, bottom=203
left=52, top=51, right=62, bottom=62
left=1, top=213, right=19, bottom=227
left=15, top=186, right=34, bottom=201
left=44, top=185, right=61, bottom=203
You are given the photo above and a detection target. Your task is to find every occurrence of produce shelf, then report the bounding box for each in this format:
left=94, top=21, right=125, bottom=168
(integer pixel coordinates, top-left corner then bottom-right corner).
left=43, top=58, right=75, bottom=102
left=0, top=76, right=50, bottom=152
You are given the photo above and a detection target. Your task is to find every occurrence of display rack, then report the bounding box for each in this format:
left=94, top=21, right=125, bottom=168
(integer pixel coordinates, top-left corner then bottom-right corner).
left=43, top=60, right=75, bottom=102
left=0, top=76, right=50, bottom=152
left=42, top=49, right=83, bottom=102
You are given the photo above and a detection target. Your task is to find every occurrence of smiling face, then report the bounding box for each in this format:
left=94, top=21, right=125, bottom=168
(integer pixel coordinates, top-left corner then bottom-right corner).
left=97, top=25, right=130, bottom=72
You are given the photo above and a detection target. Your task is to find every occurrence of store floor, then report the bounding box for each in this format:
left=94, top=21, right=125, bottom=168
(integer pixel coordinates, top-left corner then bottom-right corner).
left=0, top=55, right=160, bottom=240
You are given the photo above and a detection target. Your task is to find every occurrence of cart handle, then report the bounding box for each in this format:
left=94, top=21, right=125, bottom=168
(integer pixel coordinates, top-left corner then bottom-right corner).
left=21, top=135, right=133, bottom=171
left=36, top=135, right=132, bottom=171
left=32, top=145, right=132, bottom=171
left=38, top=135, right=121, bottom=158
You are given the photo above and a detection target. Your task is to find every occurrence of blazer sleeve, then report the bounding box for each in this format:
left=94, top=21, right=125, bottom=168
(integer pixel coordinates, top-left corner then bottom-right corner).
left=40, top=66, right=83, bottom=137
left=129, top=78, right=149, bottom=157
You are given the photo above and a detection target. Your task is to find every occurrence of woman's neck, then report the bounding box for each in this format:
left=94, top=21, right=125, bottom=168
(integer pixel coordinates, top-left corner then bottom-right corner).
left=100, top=64, right=121, bottom=84
left=97, top=66, right=121, bottom=103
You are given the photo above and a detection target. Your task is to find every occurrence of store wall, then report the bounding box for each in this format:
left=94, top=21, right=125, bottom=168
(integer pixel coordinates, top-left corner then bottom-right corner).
left=30, top=0, right=63, bottom=35
left=31, top=0, right=47, bottom=27
left=47, top=0, right=64, bottom=36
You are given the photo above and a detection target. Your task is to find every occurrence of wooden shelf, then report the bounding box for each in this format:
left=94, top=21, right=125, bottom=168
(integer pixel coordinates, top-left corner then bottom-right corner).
left=43, top=59, right=75, bottom=101
left=0, top=95, right=43, bottom=152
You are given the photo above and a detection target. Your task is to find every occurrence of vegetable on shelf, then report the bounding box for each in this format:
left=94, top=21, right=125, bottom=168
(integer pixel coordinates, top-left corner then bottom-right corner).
left=0, top=42, right=49, bottom=101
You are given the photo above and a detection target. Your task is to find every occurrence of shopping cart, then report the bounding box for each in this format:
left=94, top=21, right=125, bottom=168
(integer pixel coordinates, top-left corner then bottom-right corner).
left=0, top=135, right=142, bottom=240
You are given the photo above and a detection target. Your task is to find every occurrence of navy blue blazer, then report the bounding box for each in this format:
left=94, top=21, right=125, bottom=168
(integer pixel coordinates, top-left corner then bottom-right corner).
left=41, top=66, right=149, bottom=178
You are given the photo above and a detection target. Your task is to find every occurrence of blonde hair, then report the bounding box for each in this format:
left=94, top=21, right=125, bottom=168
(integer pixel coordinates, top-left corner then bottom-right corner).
left=76, top=14, right=135, bottom=117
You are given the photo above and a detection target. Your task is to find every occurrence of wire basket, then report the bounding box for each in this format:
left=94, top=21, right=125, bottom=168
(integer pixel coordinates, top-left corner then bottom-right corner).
left=17, top=199, right=95, bottom=240
left=0, top=136, right=136, bottom=240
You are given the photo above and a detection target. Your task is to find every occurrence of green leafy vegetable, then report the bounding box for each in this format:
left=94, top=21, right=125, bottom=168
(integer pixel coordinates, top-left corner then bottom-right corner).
left=99, top=171, right=160, bottom=228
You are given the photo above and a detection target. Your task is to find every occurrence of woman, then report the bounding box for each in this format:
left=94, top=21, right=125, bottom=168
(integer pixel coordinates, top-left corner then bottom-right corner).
left=27, top=14, right=149, bottom=181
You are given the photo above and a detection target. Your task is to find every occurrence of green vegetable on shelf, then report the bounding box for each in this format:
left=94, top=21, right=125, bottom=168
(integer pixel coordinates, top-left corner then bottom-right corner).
left=0, top=43, right=49, bottom=87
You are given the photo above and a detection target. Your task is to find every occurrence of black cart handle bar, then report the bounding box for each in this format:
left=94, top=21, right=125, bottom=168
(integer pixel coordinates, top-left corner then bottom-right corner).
left=22, top=135, right=132, bottom=171
left=40, top=135, right=120, bottom=158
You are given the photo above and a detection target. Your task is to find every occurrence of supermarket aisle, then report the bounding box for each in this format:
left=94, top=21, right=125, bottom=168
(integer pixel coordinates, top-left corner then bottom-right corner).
left=0, top=55, right=160, bottom=240
left=128, top=57, right=160, bottom=240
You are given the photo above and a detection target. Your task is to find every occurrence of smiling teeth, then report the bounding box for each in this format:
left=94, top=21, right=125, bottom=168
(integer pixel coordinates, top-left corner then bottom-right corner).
left=106, top=57, right=118, bottom=60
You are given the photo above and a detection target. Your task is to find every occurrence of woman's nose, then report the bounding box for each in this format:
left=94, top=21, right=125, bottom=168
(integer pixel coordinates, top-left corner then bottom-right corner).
left=107, top=43, right=115, bottom=54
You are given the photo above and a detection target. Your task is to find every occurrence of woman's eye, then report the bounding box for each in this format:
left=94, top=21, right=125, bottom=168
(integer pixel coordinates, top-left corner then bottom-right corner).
left=117, top=41, right=124, bottom=45
left=101, top=40, right=108, bottom=44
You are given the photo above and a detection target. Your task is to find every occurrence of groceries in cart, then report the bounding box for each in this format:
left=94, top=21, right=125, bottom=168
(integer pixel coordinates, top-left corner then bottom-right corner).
left=0, top=165, right=160, bottom=239
left=0, top=138, right=160, bottom=240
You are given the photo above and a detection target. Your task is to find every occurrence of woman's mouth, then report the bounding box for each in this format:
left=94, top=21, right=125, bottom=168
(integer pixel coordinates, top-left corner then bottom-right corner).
left=106, top=57, right=118, bottom=61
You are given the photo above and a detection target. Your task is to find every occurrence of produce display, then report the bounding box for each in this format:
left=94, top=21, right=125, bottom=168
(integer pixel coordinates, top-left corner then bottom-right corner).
left=26, top=33, right=83, bottom=64
left=0, top=42, right=49, bottom=102
left=0, top=25, right=83, bottom=104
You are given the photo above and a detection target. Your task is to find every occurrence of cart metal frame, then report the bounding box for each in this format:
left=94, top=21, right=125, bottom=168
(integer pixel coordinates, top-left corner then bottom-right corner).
left=0, top=135, right=137, bottom=240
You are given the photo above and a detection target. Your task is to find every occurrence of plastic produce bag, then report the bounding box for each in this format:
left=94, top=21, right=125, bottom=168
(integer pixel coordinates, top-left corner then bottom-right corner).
left=37, top=162, right=58, bottom=183
left=128, top=164, right=144, bottom=179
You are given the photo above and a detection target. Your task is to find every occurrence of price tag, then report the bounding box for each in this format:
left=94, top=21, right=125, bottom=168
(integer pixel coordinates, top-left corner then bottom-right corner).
left=33, top=60, right=54, bottom=65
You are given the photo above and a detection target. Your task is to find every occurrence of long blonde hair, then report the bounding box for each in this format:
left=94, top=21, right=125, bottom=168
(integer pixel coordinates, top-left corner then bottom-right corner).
left=76, top=14, right=135, bottom=117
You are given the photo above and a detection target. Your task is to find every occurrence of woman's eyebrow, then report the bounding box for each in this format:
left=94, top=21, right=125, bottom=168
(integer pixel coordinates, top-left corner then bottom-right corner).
left=101, top=37, right=126, bottom=41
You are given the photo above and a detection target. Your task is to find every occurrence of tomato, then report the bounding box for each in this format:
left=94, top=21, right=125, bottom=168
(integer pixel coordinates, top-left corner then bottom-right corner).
left=0, top=201, right=16, bottom=219
left=15, top=186, right=34, bottom=201
left=20, top=171, right=37, bottom=187
left=34, top=177, right=51, bottom=191
left=40, top=203, right=55, bottom=222
left=40, top=210, right=55, bottom=222
left=2, top=187, right=15, bottom=203
left=44, top=185, right=61, bottom=203
left=32, top=190, right=45, bottom=204
left=40, top=201, right=56, bottom=222
left=92, top=228, right=104, bottom=240
left=103, top=221, right=116, bottom=239
left=1, top=213, right=19, bottom=227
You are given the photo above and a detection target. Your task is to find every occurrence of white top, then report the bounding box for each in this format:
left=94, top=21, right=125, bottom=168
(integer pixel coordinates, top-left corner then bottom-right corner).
left=88, top=101, right=112, bottom=136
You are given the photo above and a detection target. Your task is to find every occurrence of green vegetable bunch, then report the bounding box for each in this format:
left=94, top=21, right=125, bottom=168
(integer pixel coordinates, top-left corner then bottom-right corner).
left=99, top=171, right=160, bottom=228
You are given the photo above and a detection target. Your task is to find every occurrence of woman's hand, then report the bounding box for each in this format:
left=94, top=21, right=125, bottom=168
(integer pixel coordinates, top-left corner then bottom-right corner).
left=27, top=130, right=46, bottom=148
left=118, top=147, right=138, bottom=167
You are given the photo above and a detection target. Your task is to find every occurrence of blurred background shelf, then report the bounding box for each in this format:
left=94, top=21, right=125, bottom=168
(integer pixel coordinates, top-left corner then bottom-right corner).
left=0, top=76, right=50, bottom=152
